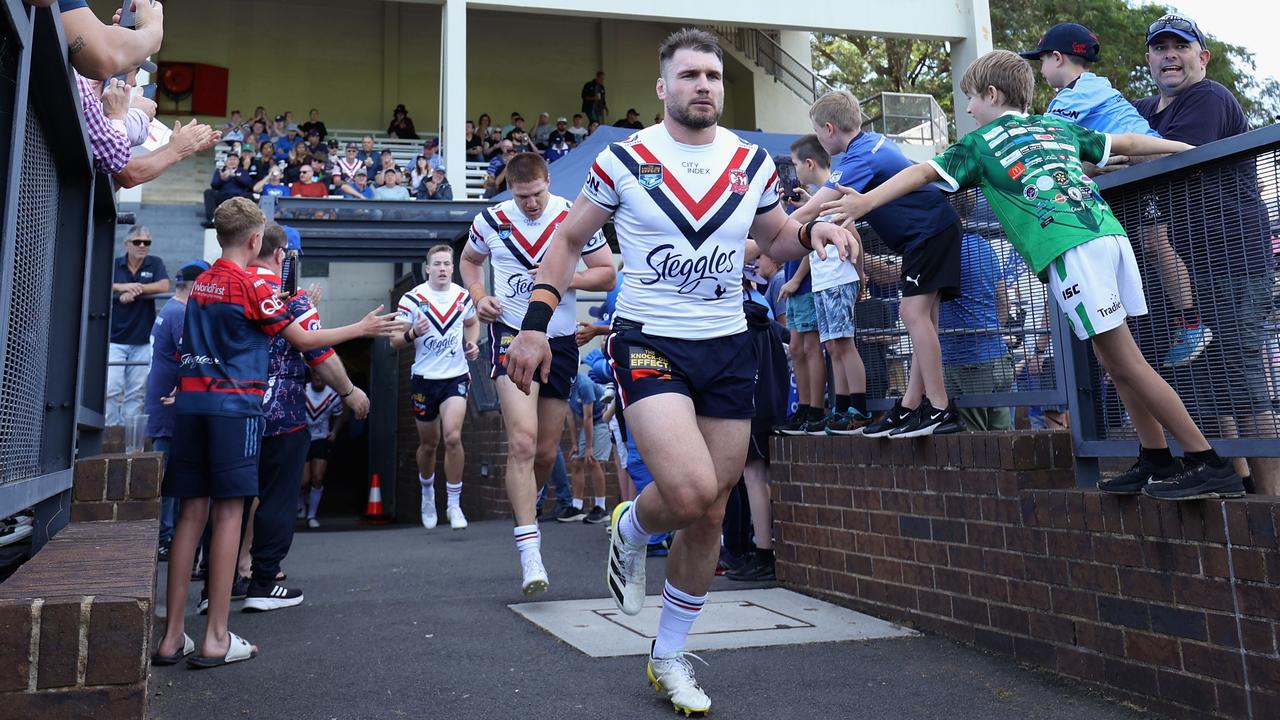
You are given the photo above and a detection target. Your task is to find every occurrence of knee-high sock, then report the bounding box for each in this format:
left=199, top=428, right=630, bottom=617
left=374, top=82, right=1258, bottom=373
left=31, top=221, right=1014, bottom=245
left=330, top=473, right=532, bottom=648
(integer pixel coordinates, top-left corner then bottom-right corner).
left=652, top=581, right=706, bottom=659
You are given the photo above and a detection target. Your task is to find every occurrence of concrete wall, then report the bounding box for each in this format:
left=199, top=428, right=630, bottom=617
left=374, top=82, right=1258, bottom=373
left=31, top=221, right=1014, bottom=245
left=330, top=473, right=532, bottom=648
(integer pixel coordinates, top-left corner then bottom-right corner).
left=302, top=262, right=400, bottom=328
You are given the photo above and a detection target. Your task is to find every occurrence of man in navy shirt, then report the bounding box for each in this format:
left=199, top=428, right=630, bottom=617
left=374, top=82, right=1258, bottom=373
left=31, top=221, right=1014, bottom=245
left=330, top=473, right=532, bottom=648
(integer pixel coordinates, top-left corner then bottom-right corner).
left=1132, top=14, right=1278, bottom=493
left=108, top=226, right=169, bottom=426
left=147, top=259, right=207, bottom=560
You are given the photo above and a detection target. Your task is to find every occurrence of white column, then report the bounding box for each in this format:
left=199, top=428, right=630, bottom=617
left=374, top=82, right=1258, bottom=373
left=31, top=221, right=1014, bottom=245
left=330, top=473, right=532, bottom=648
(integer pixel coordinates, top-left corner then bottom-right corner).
left=949, top=0, right=993, bottom=138
left=442, top=0, right=467, bottom=187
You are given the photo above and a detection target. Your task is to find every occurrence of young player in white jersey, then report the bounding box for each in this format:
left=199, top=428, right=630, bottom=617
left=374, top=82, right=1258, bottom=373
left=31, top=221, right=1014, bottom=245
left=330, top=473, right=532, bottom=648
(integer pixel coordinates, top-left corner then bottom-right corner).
left=460, top=152, right=615, bottom=596
left=390, top=245, right=480, bottom=531
left=503, top=29, right=857, bottom=715
left=300, top=378, right=344, bottom=528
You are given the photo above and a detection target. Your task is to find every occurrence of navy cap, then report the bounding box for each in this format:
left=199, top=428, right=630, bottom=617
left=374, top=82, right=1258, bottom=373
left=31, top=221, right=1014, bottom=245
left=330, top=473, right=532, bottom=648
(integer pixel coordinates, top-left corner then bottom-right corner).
left=1146, top=14, right=1205, bottom=46
left=1019, top=23, right=1100, bottom=62
left=177, top=259, right=209, bottom=281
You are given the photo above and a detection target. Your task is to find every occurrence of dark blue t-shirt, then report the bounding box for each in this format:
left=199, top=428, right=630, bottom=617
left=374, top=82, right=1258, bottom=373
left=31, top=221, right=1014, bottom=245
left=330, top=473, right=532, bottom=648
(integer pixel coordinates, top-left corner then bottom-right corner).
left=57, top=0, right=88, bottom=10
left=782, top=259, right=812, bottom=295
left=824, top=132, right=959, bottom=254
left=111, top=255, right=168, bottom=345
left=145, top=297, right=186, bottom=438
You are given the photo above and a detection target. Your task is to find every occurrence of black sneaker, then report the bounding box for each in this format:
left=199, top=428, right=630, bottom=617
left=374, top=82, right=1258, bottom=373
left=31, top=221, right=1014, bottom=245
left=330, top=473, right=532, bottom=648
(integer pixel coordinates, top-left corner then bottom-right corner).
left=890, top=399, right=959, bottom=438
left=231, top=575, right=250, bottom=601
left=157, top=543, right=170, bottom=562
left=242, top=582, right=304, bottom=612
left=556, top=505, right=587, bottom=523
left=190, top=564, right=207, bottom=582
left=806, top=413, right=841, bottom=436
left=775, top=413, right=811, bottom=436
left=862, top=401, right=914, bottom=438
left=537, top=504, right=564, bottom=523
left=196, top=587, right=209, bottom=615
left=725, top=553, right=776, bottom=581
left=1142, top=460, right=1245, bottom=501
left=1098, top=457, right=1181, bottom=495
left=715, top=548, right=750, bottom=576
left=583, top=506, right=608, bottom=524
left=824, top=410, right=874, bottom=436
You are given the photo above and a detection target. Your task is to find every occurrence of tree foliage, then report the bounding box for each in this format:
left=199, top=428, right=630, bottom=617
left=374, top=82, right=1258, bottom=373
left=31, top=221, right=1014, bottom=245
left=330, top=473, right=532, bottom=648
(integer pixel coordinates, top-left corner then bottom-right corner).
left=811, top=0, right=1280, bottom=134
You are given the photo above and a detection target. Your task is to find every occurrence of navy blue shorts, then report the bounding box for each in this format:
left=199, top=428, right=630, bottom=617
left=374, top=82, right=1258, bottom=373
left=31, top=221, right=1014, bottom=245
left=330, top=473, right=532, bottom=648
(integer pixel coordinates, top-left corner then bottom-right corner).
left=606, top=318, right=757, bottom=419
left=411, top=373, right=470, bottom=422
left=488, top=321, right=577, bottom=400
left=163, top=414, right=264, bottom=498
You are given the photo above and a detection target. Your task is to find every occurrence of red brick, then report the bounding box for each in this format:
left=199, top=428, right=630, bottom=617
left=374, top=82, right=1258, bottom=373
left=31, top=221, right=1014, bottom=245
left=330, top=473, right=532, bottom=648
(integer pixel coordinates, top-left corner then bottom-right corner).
left=0, top=600, right=32, bottom=691
left=1005, top=527, right=1047, bottom=555
left=1180, top=640, right=1243, bottom=684
left=918, top=589, right=951, bottom=616
left=1063, top=492, right=1087, bottom=530
left=37, top=598, right=81, bottom=689
left=974, top=628, right=1015, bottom=655
left=970, top=574, right=1010, bottom=603
left=115, top=500, right=159, bottom=521
left=1029, top=613, right=1075, bottom=644
left=1235, top=582, right=1280, bottom=620
left=1082, top=492, right=1106, bottom=533
left=1200, top=547, right=1230, bottom=579
left=73, top=457, right=107, bottom=502
left=871, top=558, right=903, bottom=583
left=944, top=494, right=982, bottom=521
left=1149, top=604, right=1207, bottom=641
left=1069, top=562, right=1120, bottom=594
left=1014, top=635, right=1057, bottom=667
left=842, top=509, right=870, bottom=532
left=1098, top=596, right=1149, bottom=630
left=948, top=545, right=984, bottom=572
left=104, top=456, right=128, bottom=501
left=868, top=512, right=897, bottom=536
left=983, top=550, right=1024, bottom=579
left=844, top=552, right=872, bottom=577
left=1104, top=658, right=1158, bottom=691
left=1224, top=502, right=1250, bottom=545
left=1145, top=541, right=1201, bottom=575
left=1046, top=530, right=1093, bottom=560
left=1173, top=575, right=1235, bottom=614
left=980, top=496, right=1020, bottom=524
left=1125, top=630, right=1179, bottom=665
left=935, top=568, right=971, bottom=595
left=855, top=533, right=885, bottom=557
left=881, top=490, right=910, bottom=514
left=930, top=518, right=966, bottom=544
left=968, top=523, right=1004, bottom=550
left=952, top=597, right=989, bottom=625
left=127, top=454, right=162, bottom=500
left=0, top=685, right=146, bottom=718
left=85, top=596, right=146, bottom=685
left=1137, top=496, right=1164, bottom=537
left=913, top=540, right=948, bottom=566
left=1024, top=556, right=1069, bottom=586
left=1177, top=502, right=1208, bottom=542
left=1008, top=580, right=1052, bottom=611
left=1239, top=618, right=1277, bottom=656
left=909, top=492, right=946, bottom=518
left=1118, top=498, right=1143, bottom=536
left=71, top=502, right=114, bottom=522
left=1077, top=621, right=1125, bottom=655
left=1217, top=683, right=1251, bottom=719
left=901, top=562, right=934, bottom=588
left=883, top=537, right=915, bottom=561
left=1056, top=647, right=1105, bottom=682
left=1118, top=568, right=1174, bottom=603
left=1093, top=535, right=1144, bottom=568
left=1230, top=548, right=1269, bottom=583
left=1156, top=669, right=1218, bottom=713
left=1247, top=654, right=1280, bottom=690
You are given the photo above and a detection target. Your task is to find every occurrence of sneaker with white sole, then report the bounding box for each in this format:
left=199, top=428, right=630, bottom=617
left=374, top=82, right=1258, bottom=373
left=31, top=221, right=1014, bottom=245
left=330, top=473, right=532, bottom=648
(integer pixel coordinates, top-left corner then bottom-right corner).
left=307, top=517, right=320, bottom=529
left=606, top=501, right=647, bottom=615
left=648, top=648, right=712, bottom=716
left=420, top=496, right=438, bottom=530
left=521, top=556, right=549, bottom=596
left=447, top=506, right=468, bottom=530
left=242, top=582, right=304, bottom=612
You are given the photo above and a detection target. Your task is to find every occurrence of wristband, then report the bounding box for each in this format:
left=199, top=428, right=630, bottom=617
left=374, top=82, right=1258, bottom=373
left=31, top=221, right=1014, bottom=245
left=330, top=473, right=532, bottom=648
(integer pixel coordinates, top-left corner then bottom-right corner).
left=520, top=300, right=554, bottom=333
left=531, top=283, right=562, bottom=302
left=340, top=386, right=356, bottom=398
left=403, top=329, right=415, bottom=344
left=801, top=219, right=821, bottom=246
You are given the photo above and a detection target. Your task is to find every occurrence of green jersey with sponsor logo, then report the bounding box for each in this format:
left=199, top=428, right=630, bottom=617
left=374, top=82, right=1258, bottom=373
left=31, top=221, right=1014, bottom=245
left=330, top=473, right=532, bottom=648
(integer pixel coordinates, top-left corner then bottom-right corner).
left=928, top=112, right=1126, bottom=276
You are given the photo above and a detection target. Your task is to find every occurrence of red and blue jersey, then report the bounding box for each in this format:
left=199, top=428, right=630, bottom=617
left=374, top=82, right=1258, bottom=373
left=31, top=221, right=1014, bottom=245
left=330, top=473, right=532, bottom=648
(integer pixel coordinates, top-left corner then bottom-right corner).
left=175, top=258, right=294, bottom=418
left=256, top=267, right=335, bottom=436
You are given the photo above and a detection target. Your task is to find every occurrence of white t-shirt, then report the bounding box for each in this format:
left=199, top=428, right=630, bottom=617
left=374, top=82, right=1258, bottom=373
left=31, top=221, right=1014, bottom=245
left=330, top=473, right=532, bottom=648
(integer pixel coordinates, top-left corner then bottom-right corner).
left=583, top=124, right=780, bottom=339
left=305, top=384, right=342, bottom=441
left=396, top=282, right=476, bottom=379
left=808, top=245, right=860, bottom=292
left=467, top=194, right=608, bottom=338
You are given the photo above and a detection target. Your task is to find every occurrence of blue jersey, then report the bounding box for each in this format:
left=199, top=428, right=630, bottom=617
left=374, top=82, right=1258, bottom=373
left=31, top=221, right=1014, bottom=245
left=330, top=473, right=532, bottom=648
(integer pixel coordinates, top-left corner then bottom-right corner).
left=255, top=268, right=334, bottom=436
left=175, top=259, right=294, bottom=417
left=1046, top=73, right=1159, bottom=137
left=145, top=297, right=187, bottom=438
left=824, top=131, right=959, bottom=253
left=938, top=233, right=1008, bottom=365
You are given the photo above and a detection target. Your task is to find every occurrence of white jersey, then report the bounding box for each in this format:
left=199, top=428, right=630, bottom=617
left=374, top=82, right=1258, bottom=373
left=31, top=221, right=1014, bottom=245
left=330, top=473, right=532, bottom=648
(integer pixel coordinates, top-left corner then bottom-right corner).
left=396, top=282, right=476, bottom=379
left=467, top=194, right=609, bottom=338
left=305, top=384, right=342, bottom=441
left=583, top=124, right=779, bottom=339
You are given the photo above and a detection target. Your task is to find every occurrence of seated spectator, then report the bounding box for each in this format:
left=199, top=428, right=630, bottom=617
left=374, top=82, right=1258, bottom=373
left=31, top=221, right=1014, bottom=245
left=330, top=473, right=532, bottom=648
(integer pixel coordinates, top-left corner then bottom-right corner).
left=210, top=152, right=254, bottom=204
left=465, top=120, right=483, bottom=160
left=304, top=128, right=323, bottom=154
left=387, top=103, right=418, bottom=139
left=255, top=165, right=291, bottom=197
left=251, top=106, right=268, bottom=126
left=509, top=128, right=534, bottom=154
left=372, top=150, right=399, bottom=185
left=548, top=117, right=572, bottom=147
left=423, top=140, right=443, bottom=172
left=409, top=155, right=432, bottom=191
left=587, top=120, right=600, bottom=136
left=476, top=113, right=493, bottom=138
left=270, top=114, right=288, bottom=141
left=340, top=168, right=374, bottom=199
left=282, top=147, right=307, bottom=184
left=356, top=135, right=378, bottom=167
left=284, top=110, right=296, bottom=126
left=613, top=108, right=644, bottom=129
left=308, top=154, right=330, bottom=185
left=300, top=108, right=327, bottom=141
left=568, top=114, right=588, bottom=145
left=484, top=140, right=516, bottom=197
left=290, top=164, right=329, bottom=198
left=415, top=166, right=452, bottom=200
left=505, top=115, right=527, bottom=140
left=222, top=109, right=247, bottom=142
left=248, top=119, right=269, bottom=146
left=482, top=128, right=505, bottom=159
left=531, top=112, right=554, bottom=149
left=544, top=135, right=571, bottom=163
left=275, top=124, right=303, bottom=161
left=501, top=111, right=521, bottom=137
left=239, top=146, right=265, bottom=183
left=372, top=168, right=411, bottom=200
left=328, top=170, right=347, bottom=196
left=335, top=143, right=364, bottom=181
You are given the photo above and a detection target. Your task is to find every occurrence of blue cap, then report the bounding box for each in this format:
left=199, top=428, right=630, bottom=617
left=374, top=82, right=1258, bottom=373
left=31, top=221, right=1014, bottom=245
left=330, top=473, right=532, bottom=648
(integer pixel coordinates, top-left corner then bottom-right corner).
left=282, top=225, right=302, bottom=252
left=1145, top=14, right=1205, bottom=46
left=177, top=259, right=209, bottom=281
left=1019, top=23, right=1100, bottom=62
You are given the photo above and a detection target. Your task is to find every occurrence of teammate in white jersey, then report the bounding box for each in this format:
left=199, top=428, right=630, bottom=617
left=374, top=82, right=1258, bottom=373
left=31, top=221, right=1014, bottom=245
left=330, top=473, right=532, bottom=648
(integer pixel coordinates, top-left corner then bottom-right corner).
left=460, top=152, right=615, bottom=596
left=301, top=378, right=344, bottom=529
left=504, top=30, right=857, bottom=715
left=390, top=245, right=480, bottom=531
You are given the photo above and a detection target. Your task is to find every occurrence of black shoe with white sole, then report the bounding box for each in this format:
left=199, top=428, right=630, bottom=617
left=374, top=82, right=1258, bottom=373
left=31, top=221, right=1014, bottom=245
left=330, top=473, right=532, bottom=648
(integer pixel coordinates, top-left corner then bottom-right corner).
left=242, top=582, right=304, bottom=612
left=889, top=400, right=961, bottom=438
left=1142, top=460, right=1245, bottom=501
left=1098, top=456, right=1181, bottom=495
left=862, top=401, right=914, bottom=438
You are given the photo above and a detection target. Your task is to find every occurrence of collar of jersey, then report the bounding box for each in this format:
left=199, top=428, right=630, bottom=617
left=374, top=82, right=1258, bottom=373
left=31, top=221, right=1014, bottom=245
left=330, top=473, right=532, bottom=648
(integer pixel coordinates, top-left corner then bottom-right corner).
left=253, top=265, right=282, bottom=281
left=654, top=122, right=721, bottom=152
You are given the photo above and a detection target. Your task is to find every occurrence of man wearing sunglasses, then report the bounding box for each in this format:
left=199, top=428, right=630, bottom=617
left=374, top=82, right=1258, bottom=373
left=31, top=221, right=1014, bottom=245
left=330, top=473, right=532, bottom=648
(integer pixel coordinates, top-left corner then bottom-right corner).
left=1132, top=15, right=1279, bottom=493
left=108, top=226, right=170, bottom=426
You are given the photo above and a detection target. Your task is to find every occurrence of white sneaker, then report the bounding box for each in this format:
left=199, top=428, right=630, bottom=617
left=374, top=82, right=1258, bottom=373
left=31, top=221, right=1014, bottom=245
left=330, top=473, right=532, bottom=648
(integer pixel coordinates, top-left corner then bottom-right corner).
left=606, top=501, right=646, bottom=615
left=307, top=517, right=320, bottom=529
left=648, top=651, right=711, bottom=716
left=447, top=506, right=468, bottom=530
left=296, top=505, right=305, bottom=520
left=420, top=496, right=438, bottom=529
left=521, top=556, right=549, bottom=596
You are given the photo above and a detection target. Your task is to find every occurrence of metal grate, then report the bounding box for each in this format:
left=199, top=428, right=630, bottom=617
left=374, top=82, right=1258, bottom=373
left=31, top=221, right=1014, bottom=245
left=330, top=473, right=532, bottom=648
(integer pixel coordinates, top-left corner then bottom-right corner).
left=0, top=109, right=58, bottom=484
left=1096, top=149, right=1280, bottom=442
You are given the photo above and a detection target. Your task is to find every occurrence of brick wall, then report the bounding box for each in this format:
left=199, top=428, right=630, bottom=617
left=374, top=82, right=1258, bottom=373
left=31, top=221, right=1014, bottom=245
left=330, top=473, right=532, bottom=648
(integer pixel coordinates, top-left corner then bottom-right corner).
left=70, top=453, right=163, bottom=523
left=772, top=432, right=1280, bottom=720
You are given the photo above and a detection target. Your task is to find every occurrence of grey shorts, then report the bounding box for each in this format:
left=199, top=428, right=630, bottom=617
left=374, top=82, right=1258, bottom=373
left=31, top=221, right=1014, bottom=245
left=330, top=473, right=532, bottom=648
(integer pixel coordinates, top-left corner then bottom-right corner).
left=814, top=281, right=859, bottom=342
left=575, top=421, right=612, bottom=462
left=1174, top=273, right=1274, bottom=421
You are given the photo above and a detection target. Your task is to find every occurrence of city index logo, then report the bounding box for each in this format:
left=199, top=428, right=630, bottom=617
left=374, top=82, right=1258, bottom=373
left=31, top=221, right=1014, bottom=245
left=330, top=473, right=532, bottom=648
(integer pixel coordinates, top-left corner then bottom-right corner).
left=642, top=243, right=737, bottom=296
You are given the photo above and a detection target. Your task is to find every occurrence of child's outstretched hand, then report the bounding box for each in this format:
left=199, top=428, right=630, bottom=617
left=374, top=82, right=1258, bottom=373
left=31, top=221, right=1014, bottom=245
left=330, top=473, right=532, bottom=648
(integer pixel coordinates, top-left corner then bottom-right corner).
left=819, top=184, right=872, bottom=227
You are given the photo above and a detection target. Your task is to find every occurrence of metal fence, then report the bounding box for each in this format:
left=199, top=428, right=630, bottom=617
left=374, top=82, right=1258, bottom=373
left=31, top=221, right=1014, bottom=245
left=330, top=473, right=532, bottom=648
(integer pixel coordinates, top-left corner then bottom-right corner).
left=0, top=3, right=114, bottom=531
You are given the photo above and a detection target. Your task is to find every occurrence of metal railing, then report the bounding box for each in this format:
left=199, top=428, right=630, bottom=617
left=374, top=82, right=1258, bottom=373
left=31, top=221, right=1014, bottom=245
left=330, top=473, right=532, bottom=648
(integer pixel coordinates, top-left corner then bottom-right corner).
left=859, top=92, right=950, bottom=154
left=705, top=26, right=833, bottom=104
left=0, top=3, right=115, bottom=536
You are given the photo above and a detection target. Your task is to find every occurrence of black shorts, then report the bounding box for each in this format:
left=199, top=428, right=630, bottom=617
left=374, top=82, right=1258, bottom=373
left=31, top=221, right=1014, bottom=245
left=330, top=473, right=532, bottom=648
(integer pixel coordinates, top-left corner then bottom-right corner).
left=411, top=373, right=470, bottom=422
left=746, top=432, right=771, bottom=463
left=163, top=414, right=264, bottom=498
left=488, top=321, right=577, bottom=400
left=606, top=318, right=757, bottom=419
left=900, top=221, right=962, bottom=300
left=307, top=438, right=330, bottom=461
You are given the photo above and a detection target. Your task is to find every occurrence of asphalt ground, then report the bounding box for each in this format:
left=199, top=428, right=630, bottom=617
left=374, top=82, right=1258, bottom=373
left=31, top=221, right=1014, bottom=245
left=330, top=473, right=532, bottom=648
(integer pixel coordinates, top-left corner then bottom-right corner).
left=149, top=516, right=1157, bottom=720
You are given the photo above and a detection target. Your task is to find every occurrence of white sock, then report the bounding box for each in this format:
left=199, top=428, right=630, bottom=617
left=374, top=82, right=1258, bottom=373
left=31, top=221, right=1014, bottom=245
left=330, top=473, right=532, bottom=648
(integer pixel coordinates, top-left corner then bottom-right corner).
left=652, top=581, right=706, bottom=659
left=594, top=496, right=606, bottom=510
left=420, top=474, right=434, bottom=507
left=446, top=482, right=463, bottom=509
left=572, top=498, right=584, bottom=510
left=617, top=504, right=651, bottom=548
left=307, top=487, right=323, bottom=519
left=514, top=525, right=541, bottom=564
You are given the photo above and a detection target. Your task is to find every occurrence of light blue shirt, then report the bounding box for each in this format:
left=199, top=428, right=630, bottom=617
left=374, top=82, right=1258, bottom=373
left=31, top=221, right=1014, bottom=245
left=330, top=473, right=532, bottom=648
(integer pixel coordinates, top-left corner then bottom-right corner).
left=373, top=185, right=411, bottom=200
left=1045, top=73, right=1160, bottom=137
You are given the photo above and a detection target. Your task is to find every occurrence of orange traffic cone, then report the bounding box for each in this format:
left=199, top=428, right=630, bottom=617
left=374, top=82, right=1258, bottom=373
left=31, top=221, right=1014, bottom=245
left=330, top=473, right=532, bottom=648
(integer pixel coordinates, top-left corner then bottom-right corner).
left=362, top=473, right=391, bottom=525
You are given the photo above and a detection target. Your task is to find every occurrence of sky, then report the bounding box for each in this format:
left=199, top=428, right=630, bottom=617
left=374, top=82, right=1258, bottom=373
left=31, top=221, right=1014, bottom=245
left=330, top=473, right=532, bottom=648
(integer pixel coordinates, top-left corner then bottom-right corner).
left=1166, top=0, right=1278, bottom=83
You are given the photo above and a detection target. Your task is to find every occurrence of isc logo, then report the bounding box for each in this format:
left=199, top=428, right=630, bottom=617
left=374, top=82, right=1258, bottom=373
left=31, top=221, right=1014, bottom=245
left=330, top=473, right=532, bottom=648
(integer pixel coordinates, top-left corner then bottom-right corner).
left=1061, top=284, right=1080, bottom=300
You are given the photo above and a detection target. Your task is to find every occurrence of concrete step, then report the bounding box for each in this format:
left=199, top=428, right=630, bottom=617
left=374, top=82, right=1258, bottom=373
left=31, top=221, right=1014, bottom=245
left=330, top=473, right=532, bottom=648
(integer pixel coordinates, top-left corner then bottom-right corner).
left=115, top=201, right=209, bottom=268
left=139, top=148, right=214, bottom=205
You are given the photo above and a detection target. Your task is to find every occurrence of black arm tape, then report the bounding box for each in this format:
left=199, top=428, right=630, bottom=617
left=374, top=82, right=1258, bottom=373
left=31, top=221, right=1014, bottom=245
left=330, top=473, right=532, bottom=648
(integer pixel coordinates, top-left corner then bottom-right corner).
left=532, top=283, right=562, bottom=302
left=520, top=300, right=554, bottom=333
left=801, top=219, right=822, bottom=246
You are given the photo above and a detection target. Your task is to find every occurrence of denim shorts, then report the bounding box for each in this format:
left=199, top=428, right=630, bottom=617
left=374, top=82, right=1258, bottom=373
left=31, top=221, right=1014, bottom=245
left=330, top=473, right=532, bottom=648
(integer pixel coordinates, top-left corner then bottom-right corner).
left=785, top=292, right=817, bottom=333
